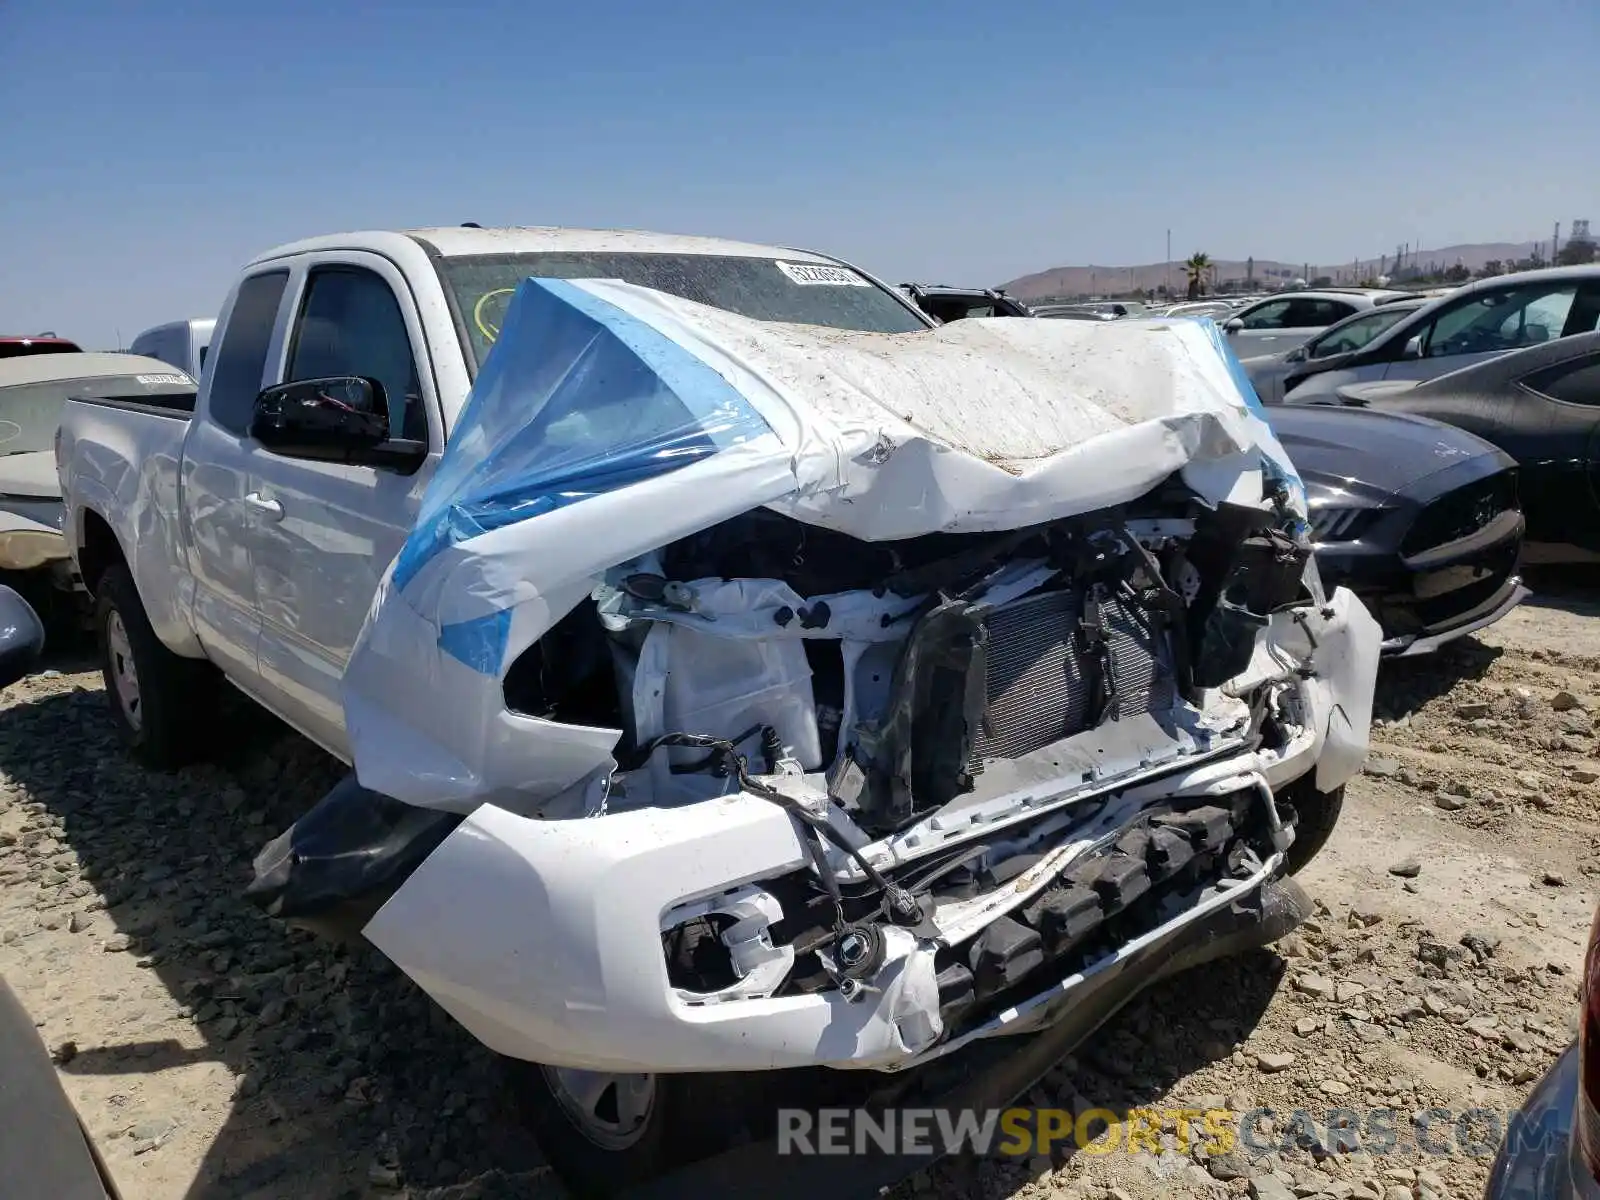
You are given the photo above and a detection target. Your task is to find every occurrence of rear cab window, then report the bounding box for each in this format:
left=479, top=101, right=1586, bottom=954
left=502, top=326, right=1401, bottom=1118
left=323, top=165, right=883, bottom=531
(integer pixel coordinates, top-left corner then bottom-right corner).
left=207, top=272, right=290, bottom=434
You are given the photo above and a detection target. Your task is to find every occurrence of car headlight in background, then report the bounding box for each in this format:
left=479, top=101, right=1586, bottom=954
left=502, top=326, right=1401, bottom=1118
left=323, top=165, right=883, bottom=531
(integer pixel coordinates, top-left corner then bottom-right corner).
left=1308, top=506, right=1376, bottom=543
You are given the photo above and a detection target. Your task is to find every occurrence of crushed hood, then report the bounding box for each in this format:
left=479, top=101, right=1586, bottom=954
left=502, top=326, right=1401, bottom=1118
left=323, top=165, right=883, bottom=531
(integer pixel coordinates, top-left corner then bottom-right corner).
left=341, top=278, right=1310, bottom=810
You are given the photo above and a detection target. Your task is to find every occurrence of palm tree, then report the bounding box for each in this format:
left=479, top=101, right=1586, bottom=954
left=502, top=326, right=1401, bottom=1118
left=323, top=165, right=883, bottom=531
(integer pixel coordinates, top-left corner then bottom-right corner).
left=1185, top=253, right=1212, bottom=300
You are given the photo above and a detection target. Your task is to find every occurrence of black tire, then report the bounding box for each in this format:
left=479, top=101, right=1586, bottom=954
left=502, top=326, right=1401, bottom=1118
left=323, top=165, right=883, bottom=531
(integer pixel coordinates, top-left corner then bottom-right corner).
left=1281, top=779, right=1344, bottom=874
left=507, top=1062, right=751, bottom=1197
left=95, top=564, right=218, bottom=769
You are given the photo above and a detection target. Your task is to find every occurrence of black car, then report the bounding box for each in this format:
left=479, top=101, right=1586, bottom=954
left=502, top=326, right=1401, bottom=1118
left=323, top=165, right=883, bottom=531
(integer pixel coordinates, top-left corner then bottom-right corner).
left=1266, top=405, right=1527, bottom=655
left=1304, top=330, right=1600, bottom=564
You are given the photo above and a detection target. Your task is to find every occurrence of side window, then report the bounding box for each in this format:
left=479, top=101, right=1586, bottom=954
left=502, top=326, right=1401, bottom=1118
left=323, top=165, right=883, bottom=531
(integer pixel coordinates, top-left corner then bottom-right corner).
left=1283, top=299, right=1354, bottom=327
left=1421, top=284, right=1578, bottom=359
left=1522, top=353, right=1600, bottom=405
left=1507, top=290, right=1574, bottom=344
left=208, top=272, right=290, bottom=435
left=1239, top=300, right=1291, bottom=330
left=285, top=268, right=427, bottom=443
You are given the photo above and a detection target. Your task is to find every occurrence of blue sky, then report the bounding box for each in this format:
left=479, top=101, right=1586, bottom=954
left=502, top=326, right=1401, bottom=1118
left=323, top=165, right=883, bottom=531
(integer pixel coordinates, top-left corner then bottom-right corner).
left=2, top=0, right=1596, bottom=348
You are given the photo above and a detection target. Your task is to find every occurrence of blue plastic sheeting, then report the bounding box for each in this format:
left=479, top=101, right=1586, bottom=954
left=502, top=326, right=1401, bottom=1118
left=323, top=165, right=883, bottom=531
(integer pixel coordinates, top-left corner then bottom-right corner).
left=1192, top=316, right=1309, bottom=528
left=1197, top=316, right=1267, bottom=414
left=390, top=278, right=773, bottom=620
left=436, top=609, right=512, bottom=676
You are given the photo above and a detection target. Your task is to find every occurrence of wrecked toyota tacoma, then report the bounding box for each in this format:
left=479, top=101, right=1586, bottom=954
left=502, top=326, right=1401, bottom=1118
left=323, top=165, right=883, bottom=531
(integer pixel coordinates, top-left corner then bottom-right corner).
left=56, top=227, right=1380, bottom=1196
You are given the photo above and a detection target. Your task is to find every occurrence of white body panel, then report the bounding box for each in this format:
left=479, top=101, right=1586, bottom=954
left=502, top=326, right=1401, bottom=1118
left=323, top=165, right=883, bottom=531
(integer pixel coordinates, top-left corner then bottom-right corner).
left=56, top=403, right=204, bottom=656
left=242, top=250, right=446, bottom=757
left=58, top=225, right=1386, bottom=1079
left=362, top=589, right=1379, bottom=1073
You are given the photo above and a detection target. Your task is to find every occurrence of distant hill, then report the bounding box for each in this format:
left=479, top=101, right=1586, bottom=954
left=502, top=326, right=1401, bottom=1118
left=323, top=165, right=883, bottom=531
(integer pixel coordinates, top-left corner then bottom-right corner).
left=1000, top=241, right=1543, bottom=299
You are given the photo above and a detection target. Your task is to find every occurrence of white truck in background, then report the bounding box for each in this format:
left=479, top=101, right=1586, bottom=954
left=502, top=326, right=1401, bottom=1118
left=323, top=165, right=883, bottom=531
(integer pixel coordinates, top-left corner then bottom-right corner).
left=54, top=224, right=1379, bottom=1195
left=127, top=318, right=214, bottom=381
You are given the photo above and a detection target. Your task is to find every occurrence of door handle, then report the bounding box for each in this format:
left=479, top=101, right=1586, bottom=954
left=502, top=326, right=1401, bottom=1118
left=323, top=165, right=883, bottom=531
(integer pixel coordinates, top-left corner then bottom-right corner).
left=243, top=492, right=284, bottom=521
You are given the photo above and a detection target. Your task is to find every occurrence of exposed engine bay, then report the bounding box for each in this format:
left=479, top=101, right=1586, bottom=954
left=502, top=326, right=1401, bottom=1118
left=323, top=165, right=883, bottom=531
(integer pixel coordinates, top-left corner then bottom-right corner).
left=251, top=276, right=1382, bottom=1078
left=256, top=474, right=1371, bottom=1072
left=493, top=483, right=1315, bottom=1046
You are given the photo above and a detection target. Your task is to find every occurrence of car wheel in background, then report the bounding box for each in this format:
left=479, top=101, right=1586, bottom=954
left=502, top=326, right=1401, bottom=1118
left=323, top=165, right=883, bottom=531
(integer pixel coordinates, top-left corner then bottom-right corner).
left=95, top=564, right=218, bottom=768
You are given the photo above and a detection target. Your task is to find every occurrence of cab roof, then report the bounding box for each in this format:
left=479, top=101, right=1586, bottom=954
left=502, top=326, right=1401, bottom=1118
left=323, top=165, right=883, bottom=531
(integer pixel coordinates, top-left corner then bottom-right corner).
left=252, top=226, right=837, bottom=268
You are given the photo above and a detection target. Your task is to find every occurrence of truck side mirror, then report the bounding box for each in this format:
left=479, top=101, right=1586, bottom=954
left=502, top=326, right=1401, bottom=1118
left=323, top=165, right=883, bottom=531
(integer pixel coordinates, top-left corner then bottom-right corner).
left=251, top=377, right=426, bottom=472
left=0, top=585, right=45, bottom=689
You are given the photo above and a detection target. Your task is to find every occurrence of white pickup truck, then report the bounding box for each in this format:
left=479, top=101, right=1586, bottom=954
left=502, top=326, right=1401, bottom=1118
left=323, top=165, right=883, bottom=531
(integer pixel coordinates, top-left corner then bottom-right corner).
left=57, top=224, right=1381, bottom=1194
left=57, top=226, right=934, bottom=765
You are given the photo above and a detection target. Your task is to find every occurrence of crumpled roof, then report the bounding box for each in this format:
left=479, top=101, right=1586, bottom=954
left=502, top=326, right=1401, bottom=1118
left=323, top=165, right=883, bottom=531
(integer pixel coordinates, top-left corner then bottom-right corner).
left=340, top=277, right=1305, bottom=810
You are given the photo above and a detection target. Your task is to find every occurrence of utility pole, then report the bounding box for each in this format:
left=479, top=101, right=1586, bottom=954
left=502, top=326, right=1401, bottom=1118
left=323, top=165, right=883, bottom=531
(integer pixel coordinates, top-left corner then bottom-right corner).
left=1166, top=229, right=1171, bottom=297
left=1555, top=222, right=1562, bottom=260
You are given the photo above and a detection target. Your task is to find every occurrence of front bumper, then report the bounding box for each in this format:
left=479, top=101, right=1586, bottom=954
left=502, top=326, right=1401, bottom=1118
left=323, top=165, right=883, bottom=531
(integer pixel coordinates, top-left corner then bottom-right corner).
left=1384, top=576, right=1528, bottom=656
left=618, top=875, right=1313, bottom=1200
left=1484, top=1044, right=1598, bottom=1200
left=1316, top=506, right=1525, bottom=655
left=357, top=590, right=1378, bottom=1075
left=0, top=505, right=68, bottom=573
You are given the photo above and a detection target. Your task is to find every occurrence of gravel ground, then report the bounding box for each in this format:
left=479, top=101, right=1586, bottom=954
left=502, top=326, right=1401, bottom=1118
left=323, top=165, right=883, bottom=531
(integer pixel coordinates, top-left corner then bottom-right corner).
left=4, top=574, right=1600, bottom=1200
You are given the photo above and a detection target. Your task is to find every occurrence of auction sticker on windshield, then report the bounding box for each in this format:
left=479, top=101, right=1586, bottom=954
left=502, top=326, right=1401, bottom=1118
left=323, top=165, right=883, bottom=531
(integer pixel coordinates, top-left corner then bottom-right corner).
left=776, top=261, right=871, bottom=287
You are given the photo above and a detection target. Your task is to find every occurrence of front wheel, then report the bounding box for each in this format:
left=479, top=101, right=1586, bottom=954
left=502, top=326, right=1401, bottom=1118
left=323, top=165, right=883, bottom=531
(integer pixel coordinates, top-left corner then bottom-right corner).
left=95, top=564, right=218, bottom=769
left=1279, top=778, right=1345, bottom=874
left=508, top=1062, right=754, bottom=1197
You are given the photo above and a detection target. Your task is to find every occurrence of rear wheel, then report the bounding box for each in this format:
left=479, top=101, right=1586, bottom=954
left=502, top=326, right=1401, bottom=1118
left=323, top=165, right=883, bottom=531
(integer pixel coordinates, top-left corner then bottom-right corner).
left=95, top=564, right=218, bottom=768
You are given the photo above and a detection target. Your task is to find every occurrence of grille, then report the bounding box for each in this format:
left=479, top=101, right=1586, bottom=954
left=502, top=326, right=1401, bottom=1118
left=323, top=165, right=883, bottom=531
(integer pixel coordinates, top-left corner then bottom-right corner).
left=1400, top=468, right=1518, bottom=558
left=970, top=588, right=1177, bottom=764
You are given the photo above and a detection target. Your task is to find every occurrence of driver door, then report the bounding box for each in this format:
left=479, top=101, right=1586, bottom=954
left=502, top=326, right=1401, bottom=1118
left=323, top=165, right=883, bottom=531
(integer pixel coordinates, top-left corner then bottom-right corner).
left=245, top=254, right=443, bottom=757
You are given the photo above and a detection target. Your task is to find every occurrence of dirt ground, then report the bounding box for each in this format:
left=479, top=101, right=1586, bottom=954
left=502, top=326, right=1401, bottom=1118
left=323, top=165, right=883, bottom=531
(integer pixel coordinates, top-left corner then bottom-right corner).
left=4, top=573, right=1600, bottom=1200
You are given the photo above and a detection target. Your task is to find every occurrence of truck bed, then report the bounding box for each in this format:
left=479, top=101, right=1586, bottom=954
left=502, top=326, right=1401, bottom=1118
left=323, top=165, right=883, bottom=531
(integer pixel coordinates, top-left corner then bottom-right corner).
left=57, top=396, right=199, bottom=656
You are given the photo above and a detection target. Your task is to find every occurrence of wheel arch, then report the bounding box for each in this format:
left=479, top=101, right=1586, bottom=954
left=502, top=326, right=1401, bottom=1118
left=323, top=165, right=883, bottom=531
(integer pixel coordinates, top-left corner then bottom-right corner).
left=75, top=508, right=125, bottom=598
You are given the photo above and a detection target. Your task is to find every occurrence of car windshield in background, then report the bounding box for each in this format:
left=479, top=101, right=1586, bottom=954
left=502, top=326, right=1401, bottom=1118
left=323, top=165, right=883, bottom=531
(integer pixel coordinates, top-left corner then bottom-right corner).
left=1307, top=306, right=1416, bottom=358
left=437, top=252, right=927, bottom=366
left=0, top=377, right=195, bottom=455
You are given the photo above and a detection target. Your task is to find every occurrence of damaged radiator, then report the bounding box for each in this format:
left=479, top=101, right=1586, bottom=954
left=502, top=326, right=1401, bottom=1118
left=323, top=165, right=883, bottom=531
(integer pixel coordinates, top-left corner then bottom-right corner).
left=970, top=587, right=1179, bottom=768
left=861, top=578, right=1184, bottom=830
